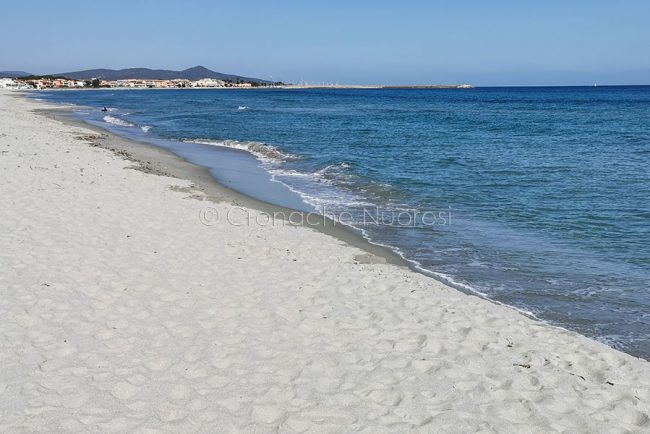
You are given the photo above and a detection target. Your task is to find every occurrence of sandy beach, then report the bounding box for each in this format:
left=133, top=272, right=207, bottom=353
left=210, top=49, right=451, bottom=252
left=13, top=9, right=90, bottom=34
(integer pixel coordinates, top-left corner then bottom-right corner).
left=1, top=89, right=649, bottom=432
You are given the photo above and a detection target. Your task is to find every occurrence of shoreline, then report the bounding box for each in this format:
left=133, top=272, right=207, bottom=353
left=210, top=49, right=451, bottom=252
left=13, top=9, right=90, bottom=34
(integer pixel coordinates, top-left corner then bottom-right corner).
left=33, top=94, right=549, bottom=323
left=20, top=91, right=649, bottom=351
left=2, top=89, right=649, bottom=431
left=24, top=89, right=650, bottom=354
left=36, top=99, right=409, bottom=269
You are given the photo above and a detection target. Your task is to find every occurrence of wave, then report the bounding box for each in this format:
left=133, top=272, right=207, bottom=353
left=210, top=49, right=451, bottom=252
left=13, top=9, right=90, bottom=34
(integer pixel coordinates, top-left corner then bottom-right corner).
left=238, top=106, right=249, bottom=111
left=140, top=125, right=152, bottom=133
left=103, top=115, right=134, bottom=127
left=272, top=166, right=354, bottom=191
left=272, top=180, right=376, bottom=209
left=268, top=159, right=410, bottom=213
left=314, top=163, right=355, bottom=183
left=182, top=139, right=298, bottom=164
left=271, top=163, right=355, bottom=185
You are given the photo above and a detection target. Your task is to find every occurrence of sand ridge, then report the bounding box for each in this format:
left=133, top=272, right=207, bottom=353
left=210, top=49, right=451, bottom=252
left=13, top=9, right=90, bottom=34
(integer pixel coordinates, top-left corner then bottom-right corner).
left=1, top=90, right=649, bottom=432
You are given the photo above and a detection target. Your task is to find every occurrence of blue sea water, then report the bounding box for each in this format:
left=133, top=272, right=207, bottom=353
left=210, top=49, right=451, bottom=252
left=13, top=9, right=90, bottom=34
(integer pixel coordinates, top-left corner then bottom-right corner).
left=36, top=87, right=650, bottom=359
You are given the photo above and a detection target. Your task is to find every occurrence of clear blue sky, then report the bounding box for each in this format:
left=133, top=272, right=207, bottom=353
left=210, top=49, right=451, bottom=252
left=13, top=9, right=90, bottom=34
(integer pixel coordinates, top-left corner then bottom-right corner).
left=1, top=0, right=649, bottom=86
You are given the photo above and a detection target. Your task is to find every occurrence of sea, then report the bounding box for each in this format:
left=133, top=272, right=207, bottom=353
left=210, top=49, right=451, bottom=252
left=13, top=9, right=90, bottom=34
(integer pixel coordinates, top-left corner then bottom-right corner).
left=35, top=86, right=650, bottom=359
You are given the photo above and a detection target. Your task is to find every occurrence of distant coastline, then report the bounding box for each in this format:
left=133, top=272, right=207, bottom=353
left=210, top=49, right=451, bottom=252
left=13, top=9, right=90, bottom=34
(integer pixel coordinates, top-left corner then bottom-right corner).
left=0, top=77, right=475, bottom=91
left=0, top=64, right=474, bottom=90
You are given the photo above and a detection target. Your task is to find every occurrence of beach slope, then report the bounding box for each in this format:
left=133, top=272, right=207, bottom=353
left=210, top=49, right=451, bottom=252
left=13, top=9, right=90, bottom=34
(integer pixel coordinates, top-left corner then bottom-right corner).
left=0, top=90, right=649, bottom=432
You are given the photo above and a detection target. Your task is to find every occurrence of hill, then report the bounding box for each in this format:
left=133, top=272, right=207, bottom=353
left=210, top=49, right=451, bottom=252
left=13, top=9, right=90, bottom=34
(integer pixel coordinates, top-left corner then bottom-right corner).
left=54, top=66, right=270, bottom=83
left=0, top=71, right=32, bottom=78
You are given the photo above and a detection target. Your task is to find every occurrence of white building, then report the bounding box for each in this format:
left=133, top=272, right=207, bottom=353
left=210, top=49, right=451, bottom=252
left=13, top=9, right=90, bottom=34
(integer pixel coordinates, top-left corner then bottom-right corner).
left=0, top=78, right=16, bottom=88
left=192, top=78, right=225, bottom=88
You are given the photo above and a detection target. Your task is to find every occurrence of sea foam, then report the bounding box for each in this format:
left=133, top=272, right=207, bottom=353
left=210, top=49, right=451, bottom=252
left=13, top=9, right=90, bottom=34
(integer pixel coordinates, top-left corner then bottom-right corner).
left=103, top=115, right=134, bottom=127
left=183, top=139, right=297, bottom=164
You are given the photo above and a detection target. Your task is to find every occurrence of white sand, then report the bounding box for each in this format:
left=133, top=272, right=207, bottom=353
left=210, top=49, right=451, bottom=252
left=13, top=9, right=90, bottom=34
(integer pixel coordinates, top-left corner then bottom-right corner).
left=1, top=90, right=649, bottom=432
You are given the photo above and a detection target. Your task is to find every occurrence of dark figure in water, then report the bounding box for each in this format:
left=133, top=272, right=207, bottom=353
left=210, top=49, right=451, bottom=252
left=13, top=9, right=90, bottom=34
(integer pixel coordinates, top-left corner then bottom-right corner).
left=101, top=107, right=108, bottom=112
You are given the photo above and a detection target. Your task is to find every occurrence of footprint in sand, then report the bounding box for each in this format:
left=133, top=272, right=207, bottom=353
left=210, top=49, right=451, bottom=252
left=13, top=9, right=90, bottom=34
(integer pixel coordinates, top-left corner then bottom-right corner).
left=110, top=382, right=139, bottom=400
left=168, top=384, right=192, bottom=403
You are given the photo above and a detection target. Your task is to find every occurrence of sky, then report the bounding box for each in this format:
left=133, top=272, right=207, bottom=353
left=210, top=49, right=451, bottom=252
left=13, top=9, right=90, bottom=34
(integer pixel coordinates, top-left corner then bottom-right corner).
left=1, top=0, right=649, bottom=86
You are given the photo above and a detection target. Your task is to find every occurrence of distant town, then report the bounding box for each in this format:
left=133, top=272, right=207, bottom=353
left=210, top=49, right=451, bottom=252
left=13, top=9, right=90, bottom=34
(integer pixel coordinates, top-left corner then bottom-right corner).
left=0, top=76, right=283, bottom=90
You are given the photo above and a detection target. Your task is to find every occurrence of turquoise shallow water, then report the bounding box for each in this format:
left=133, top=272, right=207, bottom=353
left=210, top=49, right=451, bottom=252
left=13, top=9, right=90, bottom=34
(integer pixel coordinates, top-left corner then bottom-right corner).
left=37, top=87, right=650, bottom=359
